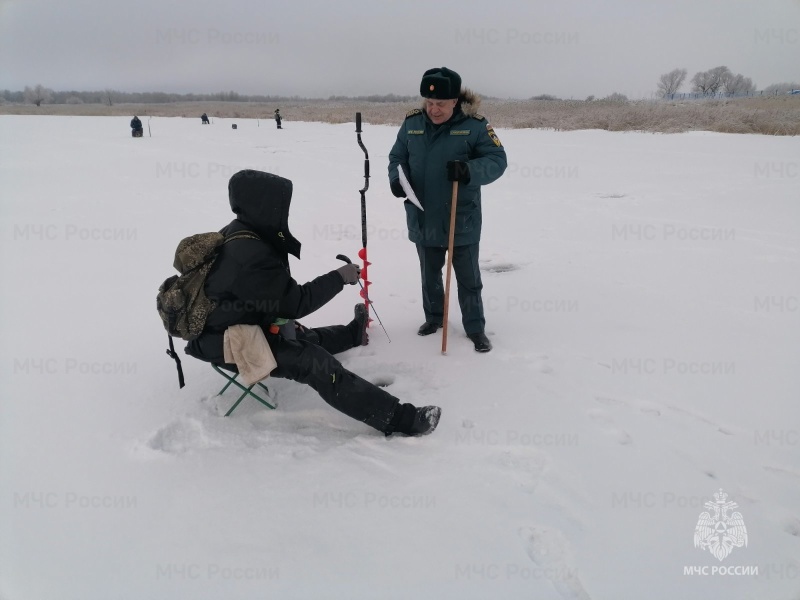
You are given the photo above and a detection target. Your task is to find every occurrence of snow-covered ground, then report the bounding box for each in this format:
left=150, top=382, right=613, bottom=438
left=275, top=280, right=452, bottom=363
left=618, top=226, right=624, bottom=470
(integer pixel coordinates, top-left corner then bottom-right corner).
left=1, top=114, right=798, bottom=600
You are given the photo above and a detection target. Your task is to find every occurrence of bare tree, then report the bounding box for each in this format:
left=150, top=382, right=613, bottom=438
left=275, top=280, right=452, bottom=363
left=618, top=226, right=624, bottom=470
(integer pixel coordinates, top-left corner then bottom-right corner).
left=23, top=84, right=54, bottom=106
left=691, top=66, right=731, bottom=95
left=722, top=74, right=756, bottom=96
left=104, top=89, right=115, bottom=106
left=657, top=68, right=687, bottom=97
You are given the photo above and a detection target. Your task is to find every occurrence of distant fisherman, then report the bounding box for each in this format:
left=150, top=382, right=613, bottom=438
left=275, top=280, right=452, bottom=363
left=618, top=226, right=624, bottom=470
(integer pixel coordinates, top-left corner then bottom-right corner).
left=130, top=115, right=143, bottom=138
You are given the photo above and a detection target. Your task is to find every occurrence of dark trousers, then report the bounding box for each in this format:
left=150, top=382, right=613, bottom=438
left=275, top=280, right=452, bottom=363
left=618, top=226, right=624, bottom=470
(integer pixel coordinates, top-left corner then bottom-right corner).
left=267, top=325, right=397, bottom=432
left=416, top=243, right=485, bottom=334
left=189, top=322, right=399, bottom=433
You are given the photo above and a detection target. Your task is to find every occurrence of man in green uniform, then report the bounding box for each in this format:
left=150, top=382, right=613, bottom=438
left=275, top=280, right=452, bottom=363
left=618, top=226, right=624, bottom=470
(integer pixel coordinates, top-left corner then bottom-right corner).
left=388, top=67, right=507, bottom=352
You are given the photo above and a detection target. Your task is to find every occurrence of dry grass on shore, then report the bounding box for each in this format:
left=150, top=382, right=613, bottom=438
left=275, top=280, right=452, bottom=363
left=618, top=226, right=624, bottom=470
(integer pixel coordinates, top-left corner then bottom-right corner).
left=2, top=95, right=799, bottom=135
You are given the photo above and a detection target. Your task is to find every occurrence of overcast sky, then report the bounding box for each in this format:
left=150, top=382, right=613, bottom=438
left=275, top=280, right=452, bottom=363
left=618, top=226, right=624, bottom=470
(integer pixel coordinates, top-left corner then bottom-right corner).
left=1, top=0, right=798, bottom=99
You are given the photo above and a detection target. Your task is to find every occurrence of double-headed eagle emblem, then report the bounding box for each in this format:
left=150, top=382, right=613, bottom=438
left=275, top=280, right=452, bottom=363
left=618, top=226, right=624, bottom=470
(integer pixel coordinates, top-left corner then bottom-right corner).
left=693, top=488, right=748, bottom=561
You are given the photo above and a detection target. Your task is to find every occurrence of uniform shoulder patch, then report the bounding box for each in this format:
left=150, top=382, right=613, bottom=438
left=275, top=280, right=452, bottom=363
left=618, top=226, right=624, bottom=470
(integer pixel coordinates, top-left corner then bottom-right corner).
left=405, top=108, right=422, bottom=119
left=486, top=122, right=502, bottom=147
left=472, top=113, right=487, bottom=122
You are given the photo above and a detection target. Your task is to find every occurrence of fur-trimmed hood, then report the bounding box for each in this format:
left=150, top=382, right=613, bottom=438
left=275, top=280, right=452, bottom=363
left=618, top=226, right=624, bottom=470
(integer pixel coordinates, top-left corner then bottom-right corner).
left=420, top=88, right=482, bottom=119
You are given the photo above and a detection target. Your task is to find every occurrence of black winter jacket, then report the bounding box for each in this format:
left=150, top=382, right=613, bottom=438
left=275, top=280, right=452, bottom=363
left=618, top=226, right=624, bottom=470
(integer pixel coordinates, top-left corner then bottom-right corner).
left=186, top=170, right=345, bottom=364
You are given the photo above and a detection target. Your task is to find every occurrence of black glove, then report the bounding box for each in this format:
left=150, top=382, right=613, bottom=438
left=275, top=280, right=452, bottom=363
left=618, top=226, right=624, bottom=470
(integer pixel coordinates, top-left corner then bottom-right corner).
left=336, top=263, right=361, bottom=285
left=446, top=160, right=471, bottom=184
left=390, top=179, right=406, bottom=198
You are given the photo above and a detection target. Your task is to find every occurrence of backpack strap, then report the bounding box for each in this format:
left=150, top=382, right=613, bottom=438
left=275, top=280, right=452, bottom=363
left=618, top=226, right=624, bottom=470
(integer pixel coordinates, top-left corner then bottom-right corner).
left=223, top=230, right=260, bottom=244
left=166, top=334, right=185, bottom=388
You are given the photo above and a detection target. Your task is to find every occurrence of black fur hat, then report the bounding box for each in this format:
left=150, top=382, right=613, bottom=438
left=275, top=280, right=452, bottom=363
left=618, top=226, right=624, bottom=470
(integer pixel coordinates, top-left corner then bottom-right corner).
left=420, top=67, right=461, bottom=99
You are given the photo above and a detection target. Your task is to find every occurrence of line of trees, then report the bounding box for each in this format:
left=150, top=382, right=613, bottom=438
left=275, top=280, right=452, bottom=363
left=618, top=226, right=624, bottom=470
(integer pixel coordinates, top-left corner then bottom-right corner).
left=762, top=82, right=800, bottom=95
left=0, top=86, right=417, bottom=106
left=5, top=81, right=798, bottom=107
left=657, top=66, right=762, bottom=98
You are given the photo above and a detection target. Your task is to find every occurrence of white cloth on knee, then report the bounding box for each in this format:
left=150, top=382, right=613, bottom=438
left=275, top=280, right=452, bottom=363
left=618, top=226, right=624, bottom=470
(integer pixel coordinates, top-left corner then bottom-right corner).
left=223, top=324, right=277, bottom=386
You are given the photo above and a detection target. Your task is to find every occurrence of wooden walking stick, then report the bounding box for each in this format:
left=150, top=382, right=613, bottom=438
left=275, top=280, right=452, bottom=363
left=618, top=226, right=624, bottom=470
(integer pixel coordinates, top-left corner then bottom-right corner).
left=441, top=180, right=459, bottom=355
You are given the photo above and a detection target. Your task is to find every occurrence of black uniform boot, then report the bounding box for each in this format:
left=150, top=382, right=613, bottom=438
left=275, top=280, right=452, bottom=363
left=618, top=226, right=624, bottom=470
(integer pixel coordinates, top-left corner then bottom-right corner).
left=417, top=322, right=442, bottom=336
left=467, top=332, right=492, bottom=353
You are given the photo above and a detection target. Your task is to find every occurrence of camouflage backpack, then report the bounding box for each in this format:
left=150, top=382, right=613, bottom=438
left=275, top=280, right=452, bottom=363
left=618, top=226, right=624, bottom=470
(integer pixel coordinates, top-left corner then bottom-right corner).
left=157, top=230, right=259, bottom=387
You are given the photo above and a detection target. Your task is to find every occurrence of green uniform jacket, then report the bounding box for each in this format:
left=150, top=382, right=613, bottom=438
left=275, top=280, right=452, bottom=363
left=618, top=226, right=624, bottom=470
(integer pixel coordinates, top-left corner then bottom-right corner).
left=388, top=107, right=507, bottom=247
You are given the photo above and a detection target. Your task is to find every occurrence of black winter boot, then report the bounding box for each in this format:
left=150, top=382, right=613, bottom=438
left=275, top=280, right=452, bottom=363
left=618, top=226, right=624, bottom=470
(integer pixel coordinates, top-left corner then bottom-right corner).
left=387, top=403, right=442, bottom=437
left=349, top=303, right=369, bottom=346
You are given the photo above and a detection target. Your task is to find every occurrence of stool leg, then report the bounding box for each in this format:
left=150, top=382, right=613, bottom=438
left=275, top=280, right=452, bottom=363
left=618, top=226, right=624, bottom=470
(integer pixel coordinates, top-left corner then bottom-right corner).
left=218, top=377, right=235, bottom=395
left=224, top=391, right=249, bottom=417
left=212, top=365, right=276, bottom=415
left=224, top=380, right=276, bottom=414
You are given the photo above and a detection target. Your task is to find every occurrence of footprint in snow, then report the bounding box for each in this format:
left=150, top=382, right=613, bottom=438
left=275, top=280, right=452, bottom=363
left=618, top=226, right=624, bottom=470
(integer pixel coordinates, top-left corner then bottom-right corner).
left=665, top=405, right=736, bottom=436
left=763, top=465, right=800, bottom=481
left=588, top=409, right=633, bottom=446
left=533, top=355, right=554, bottom=374
left=639, top=406, right=662, bottom=417
left=595, top=394, right=668, bottom=420
left=594, top=395, right=626, bottom=408
left=481, top=262, right=522, bottom=273
left=504, top=354, right=553, bottom=375
left=490, top=449, right=548, bottom=494
left=518, top=527, right=591, bottom=600
left=146, top=418, right=222, bottom=454
left=782, top=518, right=800, bottom=537
left=594, top=395, right=665, bottom=417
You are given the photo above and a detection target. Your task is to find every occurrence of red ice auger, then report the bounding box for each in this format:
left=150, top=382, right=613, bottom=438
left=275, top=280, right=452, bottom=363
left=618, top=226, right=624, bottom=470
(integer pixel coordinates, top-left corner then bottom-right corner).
left=336, top=112, right=390, bottom=343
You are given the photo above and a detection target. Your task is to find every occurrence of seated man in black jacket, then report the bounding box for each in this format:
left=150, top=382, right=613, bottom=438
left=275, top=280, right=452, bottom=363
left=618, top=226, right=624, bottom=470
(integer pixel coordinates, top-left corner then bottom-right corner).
left=186, top=170, right=441, bottom=436
left=130, top=116, right=143, bottom=137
